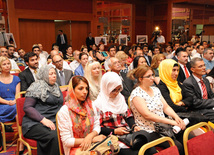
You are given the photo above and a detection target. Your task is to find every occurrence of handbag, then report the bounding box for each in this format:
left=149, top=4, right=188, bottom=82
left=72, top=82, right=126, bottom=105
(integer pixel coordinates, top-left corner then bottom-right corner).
left=154, top=122, right=175, bottom=138
left=75, top=135, right=120, bottom=155
left=118, top=130, right=151, bottom=150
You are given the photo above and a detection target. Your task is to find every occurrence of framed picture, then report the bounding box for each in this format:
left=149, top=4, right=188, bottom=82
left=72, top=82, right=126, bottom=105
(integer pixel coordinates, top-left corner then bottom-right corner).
left=136, top=35, right=148, bottom=43
left=118, top=34, right=127, bottom=45
left=95, top=37, right=107, bottom=45
left=4, top=33, right=17, bottom=48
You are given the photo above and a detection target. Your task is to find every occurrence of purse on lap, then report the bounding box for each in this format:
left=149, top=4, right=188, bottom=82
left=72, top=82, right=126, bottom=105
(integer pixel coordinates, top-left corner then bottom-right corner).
left=154, top=122, right=175, bottom=138
left=75, top=135, right=120, bottom=155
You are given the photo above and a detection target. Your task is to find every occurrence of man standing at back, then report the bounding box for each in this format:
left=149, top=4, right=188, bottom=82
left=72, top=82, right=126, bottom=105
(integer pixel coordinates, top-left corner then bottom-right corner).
left=56, top=30, right=67, bottom=55
left=86, top=32, right=95, bottom=51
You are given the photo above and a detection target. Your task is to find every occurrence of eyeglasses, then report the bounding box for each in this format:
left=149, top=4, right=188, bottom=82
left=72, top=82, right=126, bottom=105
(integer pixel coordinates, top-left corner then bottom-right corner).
left=111, top=87, right=122, bottom=93
left=142, top=74, right=155, bottom=78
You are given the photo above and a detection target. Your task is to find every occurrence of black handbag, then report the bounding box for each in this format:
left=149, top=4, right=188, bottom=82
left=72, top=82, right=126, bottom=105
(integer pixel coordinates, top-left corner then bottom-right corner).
left=154, top=122, right=175, bottom=138
left=118, top=130, right=151, bottom=150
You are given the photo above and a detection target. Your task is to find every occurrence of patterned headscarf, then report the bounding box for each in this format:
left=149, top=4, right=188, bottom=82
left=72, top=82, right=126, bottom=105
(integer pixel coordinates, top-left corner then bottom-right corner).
left=25, top=65, right=61, bottom=102
left=65, top=76, right=94, bottom=138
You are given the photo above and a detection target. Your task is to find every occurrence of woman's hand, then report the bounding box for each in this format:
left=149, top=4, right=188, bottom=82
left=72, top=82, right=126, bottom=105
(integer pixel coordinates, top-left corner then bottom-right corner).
left=8, top=100, right=16, bottom=106
left=134, top=126, right=141, bottom=132
left=80, top=134, right=94, bottom=151
left=177, top=101, right=185, bottom=106
left=92, top=135, right=106, bottom=143
left=174, top=117, right=186, bottom=130
left=114, top=127, right=129, bottom=135
left=40, top=118, right=56, bottom=130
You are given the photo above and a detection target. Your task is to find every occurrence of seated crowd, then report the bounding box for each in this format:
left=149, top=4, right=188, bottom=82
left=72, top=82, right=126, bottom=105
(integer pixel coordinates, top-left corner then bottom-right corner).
left=0, top=38, right=214, bottom=155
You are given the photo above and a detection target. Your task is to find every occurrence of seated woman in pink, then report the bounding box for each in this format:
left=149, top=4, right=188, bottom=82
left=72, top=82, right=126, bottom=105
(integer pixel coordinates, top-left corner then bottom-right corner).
left=57, top=76, right=105, bottom=155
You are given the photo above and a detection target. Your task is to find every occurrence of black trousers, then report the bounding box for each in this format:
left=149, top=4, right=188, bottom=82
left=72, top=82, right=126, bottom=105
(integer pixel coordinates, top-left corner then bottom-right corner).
left=24, top=123, right=60, bottom=155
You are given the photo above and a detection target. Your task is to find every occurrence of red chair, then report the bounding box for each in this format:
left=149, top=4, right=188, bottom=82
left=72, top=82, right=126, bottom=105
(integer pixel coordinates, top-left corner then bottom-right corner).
left=16, top=92, right=37, bottom=155
left=18, top=66, right=25, bottom=72
left=56, top=113, right=64, bottom=155
left=138, top=137, right=179, bottom=155
left=183, top=122, right=214, bottom=155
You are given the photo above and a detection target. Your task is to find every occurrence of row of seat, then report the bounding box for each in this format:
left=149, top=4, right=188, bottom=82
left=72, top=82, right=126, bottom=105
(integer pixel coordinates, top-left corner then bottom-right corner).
left=1, top=90, right=214, bottom=155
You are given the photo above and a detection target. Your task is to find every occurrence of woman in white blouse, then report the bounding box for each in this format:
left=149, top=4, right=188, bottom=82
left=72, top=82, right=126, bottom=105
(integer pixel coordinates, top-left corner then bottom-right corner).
left=128, top=65, right=186, bottom=155
left=57, top=76, right=105, bottom=155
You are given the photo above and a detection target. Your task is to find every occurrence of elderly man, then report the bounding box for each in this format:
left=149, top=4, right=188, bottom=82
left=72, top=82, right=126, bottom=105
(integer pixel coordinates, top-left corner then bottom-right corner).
left=183, top=57, right=214, bottom=122
left=69, top=50, right=81, bottom=72
left=202, top=48, right=214, bottom=74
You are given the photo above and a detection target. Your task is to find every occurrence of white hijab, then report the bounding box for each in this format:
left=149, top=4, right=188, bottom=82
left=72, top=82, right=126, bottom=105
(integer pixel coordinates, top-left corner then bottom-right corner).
left=93, top=72, right=128, bottom=114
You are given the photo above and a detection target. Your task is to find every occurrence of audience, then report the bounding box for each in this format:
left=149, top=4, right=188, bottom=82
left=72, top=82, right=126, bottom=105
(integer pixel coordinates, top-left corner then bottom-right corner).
left=129, top=65, right=186, bottom=155
left=115, top=51, right=129, bottom=73
left=69, top=50, right=81, bottom=72
left=183, top=57, right=214, bottom=122
left=108, top=57, right=134, bottom=104
left=0, top=56, right=20, bottom=130
left=6, top=45, right=18, bottom=61
left=192, top=45, right=204, bottom=58
left=93, top=72, right=156, bottom=155
left=22, top=65, right=63, bottom=155
left=84, top=60, right=102, bottom=101
left=52, top=55, right=73, bottom=88
left=124, top=46, right=133, bottom=65
left=202, top=48, right=214, bottom=74
left=74, top=52, right=88, bottom=76
left=19, top=52, right=39, bottom=91
left=17, top=48, right=26, bottom=66
left=96, top=44, right=108, bottom=63
left=57, top=76, right=105, bottom=155
left=63, top=45, right=73, bottom=61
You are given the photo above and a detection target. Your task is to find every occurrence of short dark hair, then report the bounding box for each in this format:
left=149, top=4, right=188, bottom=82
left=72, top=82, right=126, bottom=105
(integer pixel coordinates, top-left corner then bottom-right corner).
left=17, top=48, right=23, bottom=53
left=196, top=45, right=203, bottom=49
left=24, top=52, right=38, bottom=63
left=79, top=52, right=88, bottom=60
left=66, top=45, right=72, bottom=50
left=59, top=30, right=63, bottom=33
left=184, top=46, right=191, bottom=51
left=175, top=47, right=184, bottom=56
left=32, top=46, right=40, bottom=52
left=6, top=45, right=14, bottom=49
left=108, top=45, right=115, bottom=52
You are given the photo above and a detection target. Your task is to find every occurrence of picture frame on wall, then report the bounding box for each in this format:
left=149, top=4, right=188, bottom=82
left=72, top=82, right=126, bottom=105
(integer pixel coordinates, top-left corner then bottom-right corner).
left=136, top=35, right=148, bottom=43
left=95, top=37, right=107, bottom=45
left=4, top=33, right=17, bottom=48
left=118, top=34, right=127, bottom=45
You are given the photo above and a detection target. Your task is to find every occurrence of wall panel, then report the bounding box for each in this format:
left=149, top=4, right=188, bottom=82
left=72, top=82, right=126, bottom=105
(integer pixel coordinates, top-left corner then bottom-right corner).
left=19, top=19, right=55, bottom=52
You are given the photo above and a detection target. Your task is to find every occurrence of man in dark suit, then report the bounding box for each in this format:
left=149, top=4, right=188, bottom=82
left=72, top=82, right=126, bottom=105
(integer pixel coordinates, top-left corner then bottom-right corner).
left=177, top=50, right=192, bottom=83
left=19, top=52, right=39, bottom=91
left=108, top=57, right=134, bottom=104
left=56, top=30, right=67, bottom=55
left=52, top=55, right=73, bottom=91
left=183, top=57, right=214, bottom=122
left=142, top=45, right=152, bottom=66
left=86, top=32, right=95, bottom=51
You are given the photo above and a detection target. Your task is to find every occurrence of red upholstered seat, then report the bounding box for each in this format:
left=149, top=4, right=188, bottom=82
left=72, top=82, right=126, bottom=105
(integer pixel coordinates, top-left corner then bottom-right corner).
left=154, top=146, right=179, bottom=155
left=187, top=131, right=214, bottom=155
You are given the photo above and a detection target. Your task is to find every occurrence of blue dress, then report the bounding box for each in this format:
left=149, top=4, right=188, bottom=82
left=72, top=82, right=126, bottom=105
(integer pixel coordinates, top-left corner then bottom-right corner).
left=0, top=75, right=20, bottom=122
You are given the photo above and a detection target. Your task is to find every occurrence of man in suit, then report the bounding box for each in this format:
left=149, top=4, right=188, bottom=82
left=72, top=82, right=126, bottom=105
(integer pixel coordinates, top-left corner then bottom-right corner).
left=52, top=55, right=73, bottom=91
left=19, top=52, right=39, bottom=91
left=86, top=32, right=95, bottom=51
left=56, top=30, right=67, bottom=55
left=142, top=45, right=152, bottom=66
left=108, top=57, right=134, bottom=104
left=177, top=49, right=192, bottom=83
left=183, top=57, right=214, bottom=122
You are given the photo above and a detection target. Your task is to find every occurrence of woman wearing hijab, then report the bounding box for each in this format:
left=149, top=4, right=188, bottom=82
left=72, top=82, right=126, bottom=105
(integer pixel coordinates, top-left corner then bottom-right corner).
left=158, top=59, right=207, bottom=124
left=22, top=65, right=63, bottom=155
left=57, top=76, right=105, bottom=155
left=93, top=72, right=156, bottom=155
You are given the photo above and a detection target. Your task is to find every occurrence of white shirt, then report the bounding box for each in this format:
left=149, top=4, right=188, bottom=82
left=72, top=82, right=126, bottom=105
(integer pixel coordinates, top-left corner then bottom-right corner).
left=192, top=52, right=202, bottom=59
left=57, top=105, right=100, bottom=155
left=192, top=74, right=204, bottom=97
left=104, top=57, right=110, bottom=71
left=29, top=68, right=38, bottom=81
left=9, top=59, right=20, bottom=73
left=157, top=35, right=165, bottom=44
left=49, top=61, right=71, bottom=71
left=69, top=60, right=80, bottom=72
left=178, top=63, right=190, bottom=78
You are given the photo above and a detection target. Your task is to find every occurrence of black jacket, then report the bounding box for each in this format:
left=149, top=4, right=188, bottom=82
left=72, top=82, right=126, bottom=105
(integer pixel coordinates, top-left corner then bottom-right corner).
left=19, top=68, right=35, bottom=91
